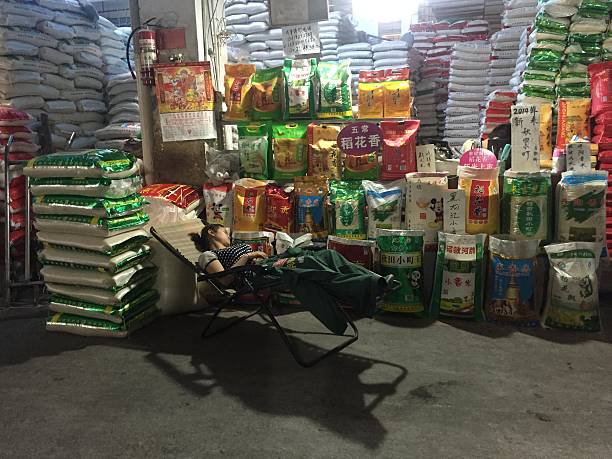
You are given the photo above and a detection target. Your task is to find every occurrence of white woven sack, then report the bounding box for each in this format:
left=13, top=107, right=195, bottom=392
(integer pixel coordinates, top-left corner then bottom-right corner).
left=225, top=2, right=267, bottom=15
left=40, top=47, right=74, bottom=65
left=226, top=13, right=249, bottom=25
left=264, top=59, right=283, bottom=68
left=0, top=41, right=39, bottom=57
left=75, top=52, right=103, bottom=68
left=44, top=100, right=77, bottom=114
left=338, top=43, right=371, bottom=53
left=41, top=73, right=72, bottom=90
left=37, top=21, right=75, bottom=40
left=338, top=51, right=372, bottom=59
left=0, top=15, right=31, bottom=28
left=0, top=2, right=54, bottom=21
left=3, top=96, right=44, bottom=110
left=110, top=92, right=138, bottom=106
left=76, top=99, right=106, bottom=113
left=110, top=113, right=140, bottom=124
left=0, top=83, right=60, bottom=99
left=249, top=12, right=269, bottom=22
left=373, top=58, right=408, bottom=67
left=372, top=41, right=408, bottom=52
left=75, top=76, right=103, bottom=90
left=80, top=122, right=106, bottom=136
left=0, top=70, right=41, bottom=85
left=373, top=50, right=409, bottom=61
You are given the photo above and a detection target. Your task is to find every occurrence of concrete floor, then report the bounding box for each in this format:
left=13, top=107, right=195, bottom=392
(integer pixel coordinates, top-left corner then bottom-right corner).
left=1, top=306, right=612, bottom=458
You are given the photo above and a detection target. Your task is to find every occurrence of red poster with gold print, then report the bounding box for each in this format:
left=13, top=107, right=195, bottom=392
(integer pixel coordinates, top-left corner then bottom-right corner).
left=154, top=61, right=216, bottom=141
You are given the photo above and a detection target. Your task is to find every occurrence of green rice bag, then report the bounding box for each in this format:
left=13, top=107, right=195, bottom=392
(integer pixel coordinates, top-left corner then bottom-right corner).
left=271, top=123, right=308, bottom=180
left=283, top=58, right=317, bottom=120
left=530, top=39, right=567, bottom=52
left=237, top=123, right=270, bottom=179
left=521, top=84, right=556, bottom=99
left=430, top=232, right=486, bottom=320
left=542, top=242, right=602, bottom=331
left=49, top=289, right=160, bottom=324
left=41, top=262, right=157, bottom=291
left=24, top=149, right=138, bottom=179
left=30, top=175, right=143, bottom=199
left=32, top=194, right=146, bottom=218
left=556, top=82, right=591, bottom=98
left=46, top=304, right=159, bottom=338
left=501, top=170, right=552, bottom=244
left=34, top=211, right=150, bottom=237
left=376, top=229, right=425, bottom=315
left=317, top=61, right=353, bottom=119
left=37, top=229, right=151, bottom=257
left=565, top=52, right=601, bottom=66
left=535, top=13, right=570, bottom=34
left=524, top=69, right=557, bottom=82
left=329, top=180, right=366, bottom=239
left=577, top=0, right=609, bottom=18
left=362, top=179, right=404, bottom=239
left=569, top=33, right=604, bottom=44
left=251, top=67, right=283, bottom=121
left=39, top=245, right=152, bottom=273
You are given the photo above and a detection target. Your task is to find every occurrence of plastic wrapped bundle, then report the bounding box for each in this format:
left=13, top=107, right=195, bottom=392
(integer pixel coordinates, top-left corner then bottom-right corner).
left=23, top=149, right=159, bottom=336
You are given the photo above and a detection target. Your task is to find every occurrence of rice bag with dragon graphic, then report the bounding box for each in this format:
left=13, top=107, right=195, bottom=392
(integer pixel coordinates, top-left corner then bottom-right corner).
left=329, top=180, right=366, bottom=239
left=430, top=232, right=487, bottom=320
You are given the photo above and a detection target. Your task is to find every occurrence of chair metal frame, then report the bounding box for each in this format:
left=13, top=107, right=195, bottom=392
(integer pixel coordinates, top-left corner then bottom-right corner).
left=150, top=227, right=359, bottom=367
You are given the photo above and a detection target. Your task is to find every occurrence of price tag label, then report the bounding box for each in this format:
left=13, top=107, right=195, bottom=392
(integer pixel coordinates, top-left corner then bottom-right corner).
left=566, top=142, right=591, bottom=172
left=282, top=23, right=320, bottom=56
left=416, top=144, right=436, bottom=172
left=511, top=104, right=540, bottom=172
left=443, top=189, right=466, bottom=234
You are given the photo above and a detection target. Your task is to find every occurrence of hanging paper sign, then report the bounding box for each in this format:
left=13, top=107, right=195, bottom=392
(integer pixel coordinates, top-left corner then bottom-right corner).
left=416, top=144, right=437, bottom=172
left=511, top=104, right=540, bottom=172
left=443, top=189, right=466, bottom=234
left=566, top=142, right=591, bottom=172
left=338, top=122, right=382, bottom=156
left=154, top=61, right=216, bottom=142
left=459, top=147, right=497, bottom=169
left=282, top=23, right=320, bottom=56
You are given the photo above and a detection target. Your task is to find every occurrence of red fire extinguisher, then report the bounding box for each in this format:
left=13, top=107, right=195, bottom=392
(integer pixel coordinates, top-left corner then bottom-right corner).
left=127, top=18, right=158, bottom=86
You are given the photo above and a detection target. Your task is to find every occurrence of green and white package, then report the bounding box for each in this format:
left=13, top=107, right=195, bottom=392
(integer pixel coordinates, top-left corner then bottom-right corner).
left=542, top=242, right=602, bottom=331
left=329, top=180, right=366, bottom=239
left=32, top=194, right=146, bottom=218
left=39, top=245, right=152, bottom=273
left=41, top=262, right=157, bottom=290
left=46, top=273, right=157, bottom=306
left=271, top=123, right=308, bottom=180
left=430, top=232, right=487, bottom=320
left=36, top=229, right=151, bottom=256
left=405, top=172, right=448, bottom=245
left=34, top=211, right=150, bottom=237
left=49, top=289, right=160, bottom=324
left=556, top=171, right=607, bottom=244
left=362, top=179, right=404, bottom=239
left=376, top=229, right=425, bottom=315
left=46, top=305, right=159, bottom=338
left=283, top=58, right=317, bottom=119
left=30, top=175, right=143, bottom=199
left=317, top=61, right=353, bottom=119
left=24, top=149, right=138, bottom=179
left=237, top=123, right=270, bottom=180
left=502, top=170, right=552, bottom=244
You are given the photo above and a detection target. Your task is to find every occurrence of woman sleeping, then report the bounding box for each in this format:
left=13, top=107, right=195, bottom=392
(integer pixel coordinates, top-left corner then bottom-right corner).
left=191, top=224, right=395, bottom=334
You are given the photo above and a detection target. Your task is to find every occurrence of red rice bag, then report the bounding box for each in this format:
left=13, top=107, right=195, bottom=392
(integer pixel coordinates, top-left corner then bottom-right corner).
left=140, top=183, right=202, bottom=211
left=264, top=183, right=293, bottom=233
left=380, top=120, right=420, bottom=180
left=0, top=107, right=32, bottom=126
left=327, top=236, right=375, bottom=270
left=588, top=62, right=612, bottom=117
left=0, top=126, right=37, bottom=142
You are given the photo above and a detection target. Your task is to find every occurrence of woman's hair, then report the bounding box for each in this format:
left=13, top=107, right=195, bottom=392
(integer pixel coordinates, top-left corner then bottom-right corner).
left=190, top=223, right=224, bottom=252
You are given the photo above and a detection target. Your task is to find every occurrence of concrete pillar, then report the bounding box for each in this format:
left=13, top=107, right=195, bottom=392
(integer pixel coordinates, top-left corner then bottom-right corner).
left=130, top=0, right=226, bottom=186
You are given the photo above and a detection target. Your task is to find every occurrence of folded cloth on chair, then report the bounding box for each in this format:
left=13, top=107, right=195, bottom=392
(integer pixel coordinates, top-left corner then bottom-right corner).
left=256, top=248, right=383, bottom=334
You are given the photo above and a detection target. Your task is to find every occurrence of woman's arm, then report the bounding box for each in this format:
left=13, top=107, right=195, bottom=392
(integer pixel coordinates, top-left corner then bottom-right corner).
left=205, top=252, right=268, bottom=286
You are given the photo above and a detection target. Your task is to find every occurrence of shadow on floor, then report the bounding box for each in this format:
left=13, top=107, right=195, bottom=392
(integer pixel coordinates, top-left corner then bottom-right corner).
left=0, top=310, right=408, bottom=450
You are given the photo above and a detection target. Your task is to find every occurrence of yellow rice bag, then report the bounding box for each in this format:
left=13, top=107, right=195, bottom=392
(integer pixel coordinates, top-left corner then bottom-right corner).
left=458, top=165, right=500, bottom=235
left=307, top=123, right=341, bottom=178
left=233, top=178, right=266, bottom=231
left=224, top=64, right=256, bottom=121
left=358, top=70, right=384, bottom=119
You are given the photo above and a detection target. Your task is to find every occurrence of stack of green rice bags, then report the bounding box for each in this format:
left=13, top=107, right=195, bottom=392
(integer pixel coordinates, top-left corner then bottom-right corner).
left=24, top=149, right=159, bottom=337
left=519, top=0, right=608, bottom=104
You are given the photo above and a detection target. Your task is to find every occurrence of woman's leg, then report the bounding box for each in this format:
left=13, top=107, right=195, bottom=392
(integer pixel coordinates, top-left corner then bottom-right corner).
left=282, top=250, right=383, bottom=317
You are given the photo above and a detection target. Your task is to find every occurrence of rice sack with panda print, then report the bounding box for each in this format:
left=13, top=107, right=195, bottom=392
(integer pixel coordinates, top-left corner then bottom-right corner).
left=404, top=172, right=448, bottom=246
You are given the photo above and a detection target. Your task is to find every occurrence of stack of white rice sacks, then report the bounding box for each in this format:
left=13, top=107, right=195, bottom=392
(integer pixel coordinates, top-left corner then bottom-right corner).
left=0, top=0, right=108, bottom=150
left=319, top=12, right=342, bottom=62
left=338, top=42, right=372, bottom=101
left=97, top=16, right=140, bottom=150
left=445, top=41, right=491, bottom=149
left=0, top=106, right=40, bottom=280
left=24, top=149, right=159, bottom=337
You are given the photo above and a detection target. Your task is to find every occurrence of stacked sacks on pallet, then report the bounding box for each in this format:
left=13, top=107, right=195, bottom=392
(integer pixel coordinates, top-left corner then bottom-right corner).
left=445, top=41, right=491, bottom=149
left=0, top=106, right=40, bottom=279
left=23, top=149, right=159, bottom=337
left=319, top=12, right=342, bottom=62
left=372, top=40, right=410, bottom=71
left=338, top=43, right=372, bottom=102
left=0, top=0, right=107, bottom=150
left=98, top=15, right=139, bottom=142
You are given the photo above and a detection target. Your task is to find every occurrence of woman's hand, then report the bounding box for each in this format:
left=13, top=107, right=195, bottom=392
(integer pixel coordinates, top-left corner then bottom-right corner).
left=248, top=251, right=268, bottom=260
